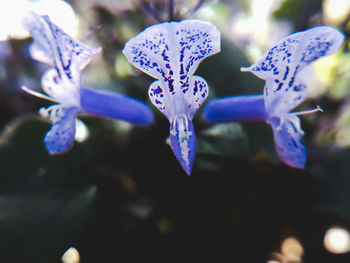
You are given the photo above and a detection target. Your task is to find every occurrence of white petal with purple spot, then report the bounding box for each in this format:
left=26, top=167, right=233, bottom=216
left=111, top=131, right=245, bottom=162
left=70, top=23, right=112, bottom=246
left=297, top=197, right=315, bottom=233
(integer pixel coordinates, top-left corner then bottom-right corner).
left=23, top=12, right=101, bottom=105
left=123, top=19, right=221, bottom=174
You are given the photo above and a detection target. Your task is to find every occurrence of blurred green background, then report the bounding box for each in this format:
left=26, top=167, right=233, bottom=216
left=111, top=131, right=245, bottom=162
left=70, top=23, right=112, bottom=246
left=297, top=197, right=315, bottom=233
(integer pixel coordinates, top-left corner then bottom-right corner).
left=1, top=0, right=350, bottom=262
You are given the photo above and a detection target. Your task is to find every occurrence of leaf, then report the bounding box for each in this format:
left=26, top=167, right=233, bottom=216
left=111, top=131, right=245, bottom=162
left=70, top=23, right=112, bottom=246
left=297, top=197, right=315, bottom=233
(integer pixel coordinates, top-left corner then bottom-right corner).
left=195, top=121, right=279, bottom=171
left=0, top=116, right=96, bottom=262
left=197, top=123, right=249, bottom=157
left=272, top=0, right=301, bottom=23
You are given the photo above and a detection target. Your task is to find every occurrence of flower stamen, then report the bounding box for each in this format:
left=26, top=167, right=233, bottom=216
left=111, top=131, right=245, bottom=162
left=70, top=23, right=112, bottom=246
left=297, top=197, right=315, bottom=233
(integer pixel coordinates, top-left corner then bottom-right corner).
left=22, top=85, right=58, bottom=103
left=291, top=105, right=323, bottom=116
left=39, top=105, right=64, bottom=122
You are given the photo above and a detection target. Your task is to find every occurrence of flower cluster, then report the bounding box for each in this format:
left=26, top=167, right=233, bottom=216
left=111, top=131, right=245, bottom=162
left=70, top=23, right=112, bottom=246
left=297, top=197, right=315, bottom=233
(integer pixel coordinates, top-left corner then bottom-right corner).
left=22, top=11, right=345, bottom=175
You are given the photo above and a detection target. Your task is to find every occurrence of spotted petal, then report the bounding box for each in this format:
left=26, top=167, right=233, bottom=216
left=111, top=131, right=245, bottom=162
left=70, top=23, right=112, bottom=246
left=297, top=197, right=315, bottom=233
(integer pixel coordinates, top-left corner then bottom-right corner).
left=263, top=77, right=308, bottom=116
left=123, top=19, right=220, bottom=175
left=174, top=20, right=221, bottom=77
left=148, top=76, right=208, bottom=122
left=148, top=80, right=172, bottom=120
left=242, top=26, right=344, bottom=113
left=123, top=19, right=219, bottom=120
left=23, top=12, right=101, bottom=88
left=44, top=106, right=79, bottom=155
left=183, top=76, right=209, bottom=120
left=123, top=19, right=220, bottom=80
left=268, top=115, right=306, bottom=168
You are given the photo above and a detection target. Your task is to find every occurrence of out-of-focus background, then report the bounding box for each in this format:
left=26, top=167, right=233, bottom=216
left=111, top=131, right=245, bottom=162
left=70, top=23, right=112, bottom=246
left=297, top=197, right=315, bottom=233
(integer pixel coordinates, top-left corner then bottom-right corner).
left=1, top=0, right=350, bottom=262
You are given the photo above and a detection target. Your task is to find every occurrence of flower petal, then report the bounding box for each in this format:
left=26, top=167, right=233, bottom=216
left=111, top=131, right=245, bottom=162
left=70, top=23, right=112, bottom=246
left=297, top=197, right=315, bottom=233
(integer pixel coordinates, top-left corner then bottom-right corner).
left=123, top=19, right=220, bottom=175
left=174, top=19, right=221, bottom=77
left=148, top=80, right=172, bottom=120
left=122, top=19, right=220, bottom=81
left=268, top=115, right=306, bottom=168
left=183, top=76, right=209, bottom=120
left=41, top=68, right=78, bottom=106
left=263, top=78, right=308, bottom=116
left=242, top=26, right=344, bottom=113
left=202, top=94, right=267, bottom=123
left=148, top=76, right=209, bottom=122
left=169, top=115, right=196, bottom=175
left=23, top=12, right=101, bottom=85
left=44, top=106, right=79, bottom=155
left=123, top=19, right=219, bottom=121
left=81, top=87, right=154, bottom=126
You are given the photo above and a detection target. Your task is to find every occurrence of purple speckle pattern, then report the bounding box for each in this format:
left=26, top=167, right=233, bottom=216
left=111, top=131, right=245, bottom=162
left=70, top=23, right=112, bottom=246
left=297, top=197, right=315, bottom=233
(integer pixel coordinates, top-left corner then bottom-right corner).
left=245, top=26, right=344, bottom=114
left=123, top=19, right=220, bottom=174
left=148, top=80, right=172, bottom=120
left=184, top=76, right=208, bottom=120
left=23, top=12, right=101, bottom=155
left=44, top=106, right=79, bottom=155
left=242, top=26, right=344, bottom=168
left=123, top=19, right=220, bottom=122
left=23, top=12, right=100, bottom=99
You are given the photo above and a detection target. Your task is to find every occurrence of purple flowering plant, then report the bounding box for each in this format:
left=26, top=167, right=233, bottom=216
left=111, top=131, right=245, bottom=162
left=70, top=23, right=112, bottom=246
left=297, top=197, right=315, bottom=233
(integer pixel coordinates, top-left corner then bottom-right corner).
left=22, top=12, right=154, bottom=155
left=203, top=26, right=344, bottom=168
left=2, top=1, right=350, bottom=262
left=122, top=19, right=220, bottom=175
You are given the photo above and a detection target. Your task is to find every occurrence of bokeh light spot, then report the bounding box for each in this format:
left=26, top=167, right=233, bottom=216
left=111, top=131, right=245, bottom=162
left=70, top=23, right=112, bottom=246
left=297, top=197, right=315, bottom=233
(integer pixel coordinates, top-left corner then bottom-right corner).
left=324, top=227, right=350, bottom=254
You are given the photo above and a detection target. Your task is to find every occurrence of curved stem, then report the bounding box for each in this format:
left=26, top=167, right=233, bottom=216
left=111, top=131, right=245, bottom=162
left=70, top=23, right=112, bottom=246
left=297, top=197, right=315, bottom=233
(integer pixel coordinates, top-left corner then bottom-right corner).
left=21, top=85, right=58, bottom=103
left=291, top=105, right=323, bottom=116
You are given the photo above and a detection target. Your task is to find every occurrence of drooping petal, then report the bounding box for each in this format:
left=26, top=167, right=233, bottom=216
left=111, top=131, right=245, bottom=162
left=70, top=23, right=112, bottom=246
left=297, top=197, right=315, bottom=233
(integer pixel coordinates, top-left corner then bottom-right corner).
left=169, top=115, right=196, bottom=175
left=148, top=80, right=173, bottom=121
left=183, top=76, right=209, bottom=120
left=242, top=26, right=344, bottom=113
left=268, top=115, right=306, bottom=168
left=202, top=94, right=267, bottom=123
left=44, top=106, right=79, bottom=155
left=23, top=12, right=101, bottom=87
left=148, top=76, right=209, bottom=122
left=80, top=87, right=154, bottom=126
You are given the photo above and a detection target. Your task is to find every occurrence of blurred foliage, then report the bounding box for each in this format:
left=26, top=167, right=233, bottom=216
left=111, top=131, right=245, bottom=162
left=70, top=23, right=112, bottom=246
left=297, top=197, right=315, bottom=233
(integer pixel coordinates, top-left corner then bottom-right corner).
left=273, top=0, right=301, bottom=23
left=330, top=53, right=350, bottom=99
left=1, top=0, right=350, bottom=262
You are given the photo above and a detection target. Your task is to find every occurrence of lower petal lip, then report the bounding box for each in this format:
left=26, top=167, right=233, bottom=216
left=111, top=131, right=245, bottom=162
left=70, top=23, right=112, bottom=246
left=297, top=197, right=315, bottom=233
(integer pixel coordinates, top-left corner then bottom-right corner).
left=169, top=116, right=196, bottom=175
left=44, top=106, right=79, bottom=155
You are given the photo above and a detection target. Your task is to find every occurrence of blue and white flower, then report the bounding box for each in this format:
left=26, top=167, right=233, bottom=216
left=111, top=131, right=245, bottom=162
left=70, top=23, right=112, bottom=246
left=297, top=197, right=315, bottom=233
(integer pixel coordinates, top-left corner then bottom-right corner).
left=23, top=12, right=154, bottom=155
left=122, top=19, right=221, bottom=175
left=203, top=26, right=344, bottom=168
